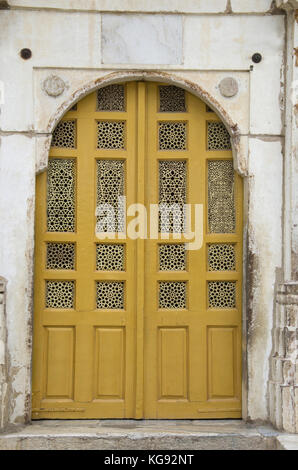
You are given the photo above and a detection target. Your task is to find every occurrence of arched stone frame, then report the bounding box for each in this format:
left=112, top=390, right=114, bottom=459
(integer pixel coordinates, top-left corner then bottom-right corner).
left=30, top=70, right=249, bottom=423
left=36, top=71, right=248, bottom=178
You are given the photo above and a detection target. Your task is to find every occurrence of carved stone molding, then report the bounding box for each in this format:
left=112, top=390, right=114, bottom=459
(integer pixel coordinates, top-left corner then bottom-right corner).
left=219, top=77, right=238, bottom=98
left=270, top=282, right=298, bottom=433
left=43, top=75, right=66, bottom=97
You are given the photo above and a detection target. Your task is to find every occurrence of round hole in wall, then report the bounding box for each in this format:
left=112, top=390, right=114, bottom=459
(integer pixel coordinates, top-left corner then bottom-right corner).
left=20, top=48, right=32, bottom=60
left=252, top=53, right=262, bottom=64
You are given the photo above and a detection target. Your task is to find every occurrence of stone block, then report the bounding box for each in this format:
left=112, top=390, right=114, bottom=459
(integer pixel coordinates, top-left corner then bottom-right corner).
left=8, top=0, right=228, bottom=13
left=183, top=14, right=284, bottom=137
left=286, top=305, right=298, bottom=328
left=284, top=328, right=297, bottom=357
left=102, top=14, right=183, bottom=64
left=275, top=383, right=283, bottom=429
left=0, top=10, right=101, bottom=131
left=271, top=357, right=283, bottom=383
left=272, top=328, right=279, bottom=356
left=231, top=0, right=273, bottom=12
left=184, top=15, right=284, bottom=133
left=282, top=386, right=296, bottom=432
left=282, top=359, right=295, bottom=385
left=277, top=302, right=286, bottom=328
left=250, top=57, right=284, bottom=135
left=278, top=328, right=286, bottom=357
left=269, top=381, right=276, bottom=425
left=0, top=420, right=281, bottom=450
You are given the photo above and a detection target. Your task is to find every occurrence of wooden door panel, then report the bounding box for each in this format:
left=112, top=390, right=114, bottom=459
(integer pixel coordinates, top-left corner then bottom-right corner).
left=32, top=83, right=138, bottom=419
left=158, top=327, right=188, bottom=400
left=94, top=327, right=125, bottom=399
left=207, top=326, right=237, bottom=399
left=32, top=81, right=242, bottom=419
left=44, top=327, right=75, bottom=400
left=143, top=83, right=242, bottom=418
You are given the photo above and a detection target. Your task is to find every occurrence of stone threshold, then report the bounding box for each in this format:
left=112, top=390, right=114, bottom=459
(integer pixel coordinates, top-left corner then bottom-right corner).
left=0, top=419, right=297, bottom=450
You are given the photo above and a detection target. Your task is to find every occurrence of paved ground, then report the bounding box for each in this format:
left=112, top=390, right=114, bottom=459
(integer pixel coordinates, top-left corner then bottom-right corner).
left=1, top=419, right=296, bottom=450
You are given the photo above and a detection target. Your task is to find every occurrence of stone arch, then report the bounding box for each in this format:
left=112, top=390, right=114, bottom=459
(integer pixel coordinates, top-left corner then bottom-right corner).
left=37, top=71, right=247, bottom=177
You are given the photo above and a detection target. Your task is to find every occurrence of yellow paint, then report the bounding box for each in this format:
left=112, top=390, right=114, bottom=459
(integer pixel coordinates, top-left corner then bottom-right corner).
left=32, top=82, right=242, bottom=419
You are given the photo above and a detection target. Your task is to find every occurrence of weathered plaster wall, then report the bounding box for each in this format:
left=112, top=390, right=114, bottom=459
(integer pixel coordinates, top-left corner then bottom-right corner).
left=0, top=1, right=289, bottom=427
left=247, top=138, right=283, bottom=420
left=268, top=5, right=298, bottom=433
left=0, top=135, right=35, bottom=424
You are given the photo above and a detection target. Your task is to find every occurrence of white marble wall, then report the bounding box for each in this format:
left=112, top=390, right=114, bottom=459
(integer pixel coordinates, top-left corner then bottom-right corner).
left=0, top=1, right=290, bottom=427
left=7, top=0, right=274, bottom=14
left=247, top=138, right=283, bottom=421
left=102, top=14, right=183, bottom=65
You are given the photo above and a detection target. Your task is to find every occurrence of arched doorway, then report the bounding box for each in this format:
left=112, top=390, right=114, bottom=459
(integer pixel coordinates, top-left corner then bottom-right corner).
left=32, top=81, right=243, bottom=419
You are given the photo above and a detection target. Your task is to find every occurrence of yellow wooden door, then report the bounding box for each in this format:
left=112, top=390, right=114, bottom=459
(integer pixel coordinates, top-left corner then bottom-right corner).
left=143, top=83, right=242, bottom=418
left=32, top=82, right=242, bottom=419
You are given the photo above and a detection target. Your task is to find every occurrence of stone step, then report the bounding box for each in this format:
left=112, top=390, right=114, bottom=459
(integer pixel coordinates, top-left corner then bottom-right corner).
left=0, top=420, right=285, bottom=450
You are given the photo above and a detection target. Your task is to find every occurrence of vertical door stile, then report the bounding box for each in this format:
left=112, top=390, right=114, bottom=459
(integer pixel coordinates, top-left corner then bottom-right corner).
left=135, top=82, right=146, bottom=418
left=74, top=94, right=95, bottom=403
left=32, top=171, right=47, bottom=414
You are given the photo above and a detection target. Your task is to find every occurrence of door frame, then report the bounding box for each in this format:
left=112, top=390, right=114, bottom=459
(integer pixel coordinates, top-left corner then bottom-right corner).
left=32, top=71, right=248, bottom=421
left=3, top=70, right=251, bottom=425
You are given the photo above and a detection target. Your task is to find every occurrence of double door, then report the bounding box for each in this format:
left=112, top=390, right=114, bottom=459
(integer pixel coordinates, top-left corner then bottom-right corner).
left=32, top=81, right=242, bottom=419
